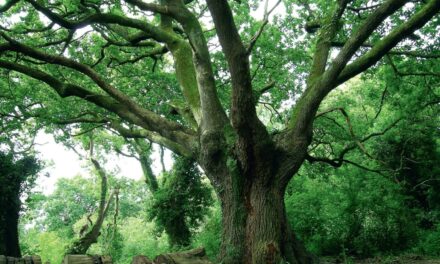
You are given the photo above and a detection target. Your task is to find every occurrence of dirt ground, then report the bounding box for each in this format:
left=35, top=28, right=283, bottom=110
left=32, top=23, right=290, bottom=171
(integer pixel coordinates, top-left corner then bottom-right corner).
left=320, top=255, right=440, bottom=264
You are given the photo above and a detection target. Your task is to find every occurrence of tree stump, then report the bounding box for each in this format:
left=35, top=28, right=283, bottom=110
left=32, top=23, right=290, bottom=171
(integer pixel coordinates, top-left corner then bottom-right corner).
left=31, top=256, right=41, bottom=264
left=62, top=255, right=112, bottom=264
left=23, top=256, right=32, bottom=264
left=0, top=256, right=42, bottom=264
left=6, top=257, right=17, bottom=264
left=153, top=248, right=213, bottom=264
left=100, top=256, right=111, bottom=264
left=131, top=256, right=152, bottom=264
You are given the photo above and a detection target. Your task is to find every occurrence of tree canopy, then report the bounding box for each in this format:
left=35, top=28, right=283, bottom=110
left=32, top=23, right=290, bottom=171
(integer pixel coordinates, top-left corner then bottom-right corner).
left=1, top=0, right=439, bottom=263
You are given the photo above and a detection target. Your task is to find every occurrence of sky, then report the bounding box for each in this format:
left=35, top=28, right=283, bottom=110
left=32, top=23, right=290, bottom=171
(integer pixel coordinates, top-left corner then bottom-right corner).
left=33, top=132, right=172, bottom=195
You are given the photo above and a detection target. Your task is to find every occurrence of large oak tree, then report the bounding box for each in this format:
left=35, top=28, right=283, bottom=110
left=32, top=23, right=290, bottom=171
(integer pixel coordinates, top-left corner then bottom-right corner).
left=1, top=0, right=439, bottom=263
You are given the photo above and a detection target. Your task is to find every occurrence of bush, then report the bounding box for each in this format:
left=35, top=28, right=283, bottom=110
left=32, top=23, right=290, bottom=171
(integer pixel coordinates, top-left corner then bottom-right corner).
left=413, top=224, right=440, bottom=257
left=192, top=204, right=222, bottom=261
left=286, top=165, right=417, bottom=257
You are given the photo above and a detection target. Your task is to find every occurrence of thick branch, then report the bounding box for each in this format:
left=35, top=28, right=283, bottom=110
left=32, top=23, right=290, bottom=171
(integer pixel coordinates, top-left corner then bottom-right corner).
left=331, top=41, right=440, bottom=59
left=308, top=0, right=350, bottom=83
left=323, top=0, right=409, bottom=84
left=124, top=0, right=170, bottom=15
left=287, top=0, right=439, bottom=152
left=67, top=158, right=114, bottom=254
left=0, top=37, right=195, bottom=141
left=337, top=0, right=440, bottom=85
left=206, top=0, right=270, bottom=151
left=0, top=60, right=195, bottom=154
left=108, top=121, right=193, bottom=157
left=160, top=1, right=228, bottom=132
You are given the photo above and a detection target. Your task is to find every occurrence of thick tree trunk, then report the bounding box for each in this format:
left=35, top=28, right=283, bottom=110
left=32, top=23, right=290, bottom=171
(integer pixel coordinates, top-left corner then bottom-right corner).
left=216, top=178, right=312, bottom=264
left=0, top=203, right=21, bottom=257
left=205, top=157, right=315, bottom=264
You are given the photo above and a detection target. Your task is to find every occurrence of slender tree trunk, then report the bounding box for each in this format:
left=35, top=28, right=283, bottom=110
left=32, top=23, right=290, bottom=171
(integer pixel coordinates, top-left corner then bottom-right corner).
left=66, top=159, right=114, bottom=254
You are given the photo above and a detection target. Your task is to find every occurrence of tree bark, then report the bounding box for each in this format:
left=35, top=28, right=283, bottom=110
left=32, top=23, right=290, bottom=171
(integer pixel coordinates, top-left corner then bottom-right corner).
left=215, top=175, right=312, bottom=264
left=200, top=144, right=313, bottom=264
left=0, top=202, right=21, bottom=257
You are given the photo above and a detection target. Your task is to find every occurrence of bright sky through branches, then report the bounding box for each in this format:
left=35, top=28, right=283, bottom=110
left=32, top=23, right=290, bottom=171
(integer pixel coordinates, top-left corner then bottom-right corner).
left=0, top=0, right=285, bottom=195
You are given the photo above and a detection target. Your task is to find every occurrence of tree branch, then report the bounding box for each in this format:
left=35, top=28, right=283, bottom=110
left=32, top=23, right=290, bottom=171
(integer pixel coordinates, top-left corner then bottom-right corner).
left=206, top=0, right=270, bottom=152
left=108, top=121, right=193, bottom=157
left=0, top=36, right=195, bottom=141
left=331, top=41, right=440, bottom=59
left=246, top=0, right=282, bottom=54
left=308, top=0, right=351, bottom=83
left=0, top=59, right=196, bottom=153
left=161, top=0, right=228, bottom=132
left=24, top=0, right=177, bottom=44
left=323, top=0, right=409, bottom=84
left=124, top=0, right=170, bottom=16
left=337, top=0, right=440, bottom=85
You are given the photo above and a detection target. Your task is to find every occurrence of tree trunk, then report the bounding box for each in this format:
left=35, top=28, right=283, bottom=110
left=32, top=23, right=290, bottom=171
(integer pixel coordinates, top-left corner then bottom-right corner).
left=66, top=159, right=114, bottom=254
left=200, top=144, right=313, bottom=264
left=216, top=178, right=312, bottom=264
left=0, top=202, right=21, bottom=257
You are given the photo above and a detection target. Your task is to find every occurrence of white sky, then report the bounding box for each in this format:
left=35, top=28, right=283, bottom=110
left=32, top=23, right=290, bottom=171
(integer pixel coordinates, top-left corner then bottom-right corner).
left=33, top=132, right=172, bottom=195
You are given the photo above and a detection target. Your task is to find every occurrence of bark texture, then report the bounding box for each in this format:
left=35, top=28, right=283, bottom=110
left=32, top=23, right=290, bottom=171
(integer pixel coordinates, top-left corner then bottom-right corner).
left=201, top=147, right=312, bottom=264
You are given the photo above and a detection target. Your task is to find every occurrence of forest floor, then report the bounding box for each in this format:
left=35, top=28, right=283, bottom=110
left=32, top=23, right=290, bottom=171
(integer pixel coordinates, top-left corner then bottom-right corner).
left=320, top=255, right=440, bottom=264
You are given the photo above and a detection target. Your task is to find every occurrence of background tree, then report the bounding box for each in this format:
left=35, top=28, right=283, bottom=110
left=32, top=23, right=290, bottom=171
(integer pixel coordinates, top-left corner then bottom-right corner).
left=80, top=128, right=213, bottom=248
left=1, top=0, right=439, bottom=262
left=149, top=155, right=213, bottom=248
left=0, top=151, right=40, bottom=257
left=20, top=175, right=154, bottom=264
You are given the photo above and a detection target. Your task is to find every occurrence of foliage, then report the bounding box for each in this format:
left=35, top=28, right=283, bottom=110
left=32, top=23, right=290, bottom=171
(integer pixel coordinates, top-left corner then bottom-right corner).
left=286, top=164, right=417, bottom=257
left=20, top=229, right=69, bottom=264
left=284, top=70, right=439, bottom=257
left=413, top=224, right=440, bottom=257
left=114, top=217, right=168, bottom=263
left=20, top=174, right=150, bottom=260
left=192, top=203, right=222, bottom=261
left=148, top=156, right=213, bottom=248
left=0, top=152, right=41, bottom=205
